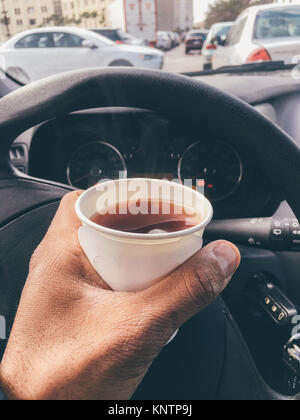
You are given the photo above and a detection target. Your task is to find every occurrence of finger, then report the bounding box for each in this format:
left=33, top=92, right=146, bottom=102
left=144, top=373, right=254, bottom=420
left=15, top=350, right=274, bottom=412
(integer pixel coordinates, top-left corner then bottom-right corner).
left=45, top=190, right=111, bottom=290
left=47, top=190, right=84, bottom=240
left=140, top=240, right=240, bottom=331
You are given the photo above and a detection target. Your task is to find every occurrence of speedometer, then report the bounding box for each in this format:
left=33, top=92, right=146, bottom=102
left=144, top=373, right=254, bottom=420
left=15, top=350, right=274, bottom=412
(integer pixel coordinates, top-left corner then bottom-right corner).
left=178, top=139, right=243, bottom=202
left=67, top=141, right=127, bottom=189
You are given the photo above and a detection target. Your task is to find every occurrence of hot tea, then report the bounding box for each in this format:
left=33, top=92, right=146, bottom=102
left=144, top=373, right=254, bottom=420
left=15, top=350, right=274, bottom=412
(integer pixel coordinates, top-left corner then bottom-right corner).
left=91, top=199, right=201, bottom=234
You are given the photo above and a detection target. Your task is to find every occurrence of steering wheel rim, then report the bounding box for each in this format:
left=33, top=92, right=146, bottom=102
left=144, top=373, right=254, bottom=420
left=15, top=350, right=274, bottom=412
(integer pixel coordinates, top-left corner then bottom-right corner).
left=0, top=67, right=300, bottom=219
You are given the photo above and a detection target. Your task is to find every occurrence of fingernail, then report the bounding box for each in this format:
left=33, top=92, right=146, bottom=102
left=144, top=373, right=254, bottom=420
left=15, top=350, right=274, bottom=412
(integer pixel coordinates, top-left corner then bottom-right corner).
left=213, top=242, right=240, bottom=278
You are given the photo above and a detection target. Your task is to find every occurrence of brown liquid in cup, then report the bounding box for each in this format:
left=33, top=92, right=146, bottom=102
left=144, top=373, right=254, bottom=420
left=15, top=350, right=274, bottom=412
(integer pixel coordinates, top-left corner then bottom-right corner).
left=91, top=199, right=201, bottom=234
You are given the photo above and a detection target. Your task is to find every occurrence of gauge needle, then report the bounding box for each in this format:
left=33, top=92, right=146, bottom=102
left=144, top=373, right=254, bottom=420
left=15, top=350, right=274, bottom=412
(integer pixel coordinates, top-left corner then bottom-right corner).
left=73, top=173, right=91, bottom=184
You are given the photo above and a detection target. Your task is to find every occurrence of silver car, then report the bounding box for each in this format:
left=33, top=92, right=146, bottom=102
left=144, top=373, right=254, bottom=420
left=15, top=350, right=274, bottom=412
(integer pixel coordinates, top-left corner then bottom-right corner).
left=213, top=4, right=300, bottom=69
left=202, top=22, right=233, bottom=70
left=167, top=32, right=181, bottom=48
left=156, top=31, right=172, bottom=51
left=0, top=27, right=164, bottom=83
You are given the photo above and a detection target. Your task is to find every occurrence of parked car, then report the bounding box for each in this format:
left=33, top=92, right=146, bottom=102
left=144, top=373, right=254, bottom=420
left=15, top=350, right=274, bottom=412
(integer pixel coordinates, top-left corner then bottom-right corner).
left=167, top=32, right=181, bottom=48
left=213, top=4, right=300, bottom=69
left=156, top=31, right=172, bottom=51
left=181, top=31, right=188, bottom=42
left=174, top=32, right=181, bottom=46
left=185, top=30, right=207, bottom=54
left=0, top=27, right=164, bottom=83
left=202, top=22, right=233, bottom=70
left=91, top=28, right=145, bottom=46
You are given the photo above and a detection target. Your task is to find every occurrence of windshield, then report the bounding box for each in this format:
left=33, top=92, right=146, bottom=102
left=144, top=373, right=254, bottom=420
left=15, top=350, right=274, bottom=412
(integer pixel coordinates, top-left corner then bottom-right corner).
left=253, top=7, right=300, bottom=40
left=0, top=0, right=299, bottom=85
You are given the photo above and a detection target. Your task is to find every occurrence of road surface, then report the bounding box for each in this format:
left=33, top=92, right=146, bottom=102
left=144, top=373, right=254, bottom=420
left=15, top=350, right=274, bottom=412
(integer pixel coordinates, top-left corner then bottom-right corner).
left=163, top=44, right=204, bottom=74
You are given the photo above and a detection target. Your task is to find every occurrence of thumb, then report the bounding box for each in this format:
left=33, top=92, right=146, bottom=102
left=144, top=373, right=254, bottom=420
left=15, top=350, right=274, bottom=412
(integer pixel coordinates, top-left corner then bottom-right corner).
left=140, top=240, right=240, bottom=332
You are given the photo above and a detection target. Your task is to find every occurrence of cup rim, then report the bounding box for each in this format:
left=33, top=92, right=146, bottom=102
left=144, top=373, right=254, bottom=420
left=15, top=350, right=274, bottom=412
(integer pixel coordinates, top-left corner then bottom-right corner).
left=75, top=178, right=213, bottom=240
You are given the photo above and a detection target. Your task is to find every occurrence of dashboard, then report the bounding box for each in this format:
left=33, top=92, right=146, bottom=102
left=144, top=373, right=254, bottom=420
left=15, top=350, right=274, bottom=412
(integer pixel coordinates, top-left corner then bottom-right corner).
left=10, top=106, right=281, bottom=220
left=9, top=72, right=300, bottom=221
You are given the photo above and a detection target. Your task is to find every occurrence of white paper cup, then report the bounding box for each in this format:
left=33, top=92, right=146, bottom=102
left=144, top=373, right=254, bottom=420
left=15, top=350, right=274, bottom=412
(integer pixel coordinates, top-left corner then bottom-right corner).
left=75, top=178, right=213, bottom=293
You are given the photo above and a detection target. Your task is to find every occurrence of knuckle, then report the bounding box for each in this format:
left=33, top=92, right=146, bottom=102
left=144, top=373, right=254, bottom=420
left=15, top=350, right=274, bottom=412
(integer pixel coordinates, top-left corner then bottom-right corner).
left=59, top=190, right=83, bottom=210
left=29, top=241, right=47, bottom=272
left=60, top=190, right=80, bottom=205
left=30, top=240, right=81, bottom=277
left=182, top=263, right=220, bottom=309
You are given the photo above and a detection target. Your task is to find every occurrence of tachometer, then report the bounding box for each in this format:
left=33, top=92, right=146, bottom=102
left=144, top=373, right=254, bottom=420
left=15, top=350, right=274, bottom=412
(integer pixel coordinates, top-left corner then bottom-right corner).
left=178, top=139, right=243, bottom=202
left=67, top=141, right=127, bottom=189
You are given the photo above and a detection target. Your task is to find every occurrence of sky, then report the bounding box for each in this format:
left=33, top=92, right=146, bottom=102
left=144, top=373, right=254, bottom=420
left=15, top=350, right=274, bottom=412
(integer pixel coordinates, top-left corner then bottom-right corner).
left=194, top=0, right=216, bottom=22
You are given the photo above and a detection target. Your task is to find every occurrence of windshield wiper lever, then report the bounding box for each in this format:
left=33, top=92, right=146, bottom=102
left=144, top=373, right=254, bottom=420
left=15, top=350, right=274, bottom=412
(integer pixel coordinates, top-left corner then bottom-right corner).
left=205, top=218, right=300, bottom=252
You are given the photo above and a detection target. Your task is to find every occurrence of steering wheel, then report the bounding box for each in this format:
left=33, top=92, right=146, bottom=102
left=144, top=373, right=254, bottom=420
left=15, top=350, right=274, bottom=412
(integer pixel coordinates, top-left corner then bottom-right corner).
left=0, top=68, right=300, bottom=400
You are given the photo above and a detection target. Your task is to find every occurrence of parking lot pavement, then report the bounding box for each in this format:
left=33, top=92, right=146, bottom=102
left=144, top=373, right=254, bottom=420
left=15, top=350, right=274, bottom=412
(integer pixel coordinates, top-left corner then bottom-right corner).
left=163, top=44, right=204, bottom=74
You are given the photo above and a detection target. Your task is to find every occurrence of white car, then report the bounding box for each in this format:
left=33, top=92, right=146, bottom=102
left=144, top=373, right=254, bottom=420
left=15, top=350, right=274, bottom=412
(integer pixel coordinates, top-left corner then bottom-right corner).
left=213, top=3, right=300, bottom=70
left=0, top=27, right=164, bottom=83
left=171, top=32, right=181, bottom=47
left=202, top=22, right=233, bottom=70
left=167, top=32, right=180, bottom=48
left=156, top=32, right=172, bottom=51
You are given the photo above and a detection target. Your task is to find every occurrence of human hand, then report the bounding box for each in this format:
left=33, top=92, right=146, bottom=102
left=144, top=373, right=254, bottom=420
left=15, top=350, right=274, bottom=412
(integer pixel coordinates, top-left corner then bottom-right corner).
left=0, top=191, right=240, bottom=400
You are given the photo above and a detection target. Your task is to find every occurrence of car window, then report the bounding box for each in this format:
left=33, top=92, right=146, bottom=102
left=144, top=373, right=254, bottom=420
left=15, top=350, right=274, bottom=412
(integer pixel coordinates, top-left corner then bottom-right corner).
left=207, top=25, right=232, bottom=43
left=226, top=16, right=248, bottom=46
left=15, top=33, right=54, bottom=48
left=207, top=26, right=220, bottom=42
left=253, top=7, right=300, bottom=40
left=116, top=30, right=128, bottom=41
left=53, top=33, right=83, bottom=48
left=215, top=25, right=232, bottom=40
left=95, top=30, right=119, bottom=41
left=79, top=29, right=113, bottom=46
left=187, top=32, right=206, bottom=39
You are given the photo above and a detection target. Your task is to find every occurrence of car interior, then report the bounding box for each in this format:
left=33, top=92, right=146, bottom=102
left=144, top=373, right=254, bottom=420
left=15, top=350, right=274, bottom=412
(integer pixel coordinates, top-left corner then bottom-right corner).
left=1, top=66, right=300, bottom=400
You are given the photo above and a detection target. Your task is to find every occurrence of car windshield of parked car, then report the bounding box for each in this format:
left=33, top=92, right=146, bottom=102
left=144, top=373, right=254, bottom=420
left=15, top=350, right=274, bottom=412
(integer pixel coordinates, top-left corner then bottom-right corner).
left=1, top=0, right=299, bottom=85
left=253, top=7, right=300, bottom=39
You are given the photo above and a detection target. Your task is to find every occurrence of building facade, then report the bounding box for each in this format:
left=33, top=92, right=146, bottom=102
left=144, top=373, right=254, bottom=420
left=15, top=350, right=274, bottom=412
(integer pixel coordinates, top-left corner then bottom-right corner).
left=62, top=0, right=113, bottom=28
left=157, top=0, right=194, bottom=32
left=0, top=0, right=113, bottom=42
left=0, top=0, right=61, bottom=41
left=108, top=0, right=124, bottom=30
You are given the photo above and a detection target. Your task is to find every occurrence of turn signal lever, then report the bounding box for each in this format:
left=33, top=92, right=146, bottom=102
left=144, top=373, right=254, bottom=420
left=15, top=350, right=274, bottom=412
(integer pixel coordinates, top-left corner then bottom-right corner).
left=204, top=218, right=300, bottom=251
